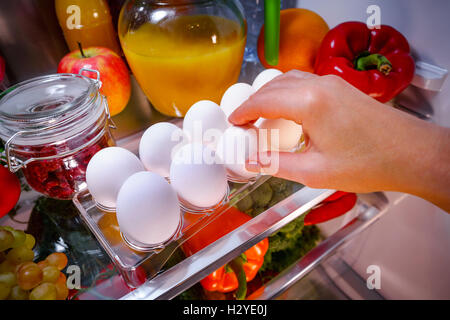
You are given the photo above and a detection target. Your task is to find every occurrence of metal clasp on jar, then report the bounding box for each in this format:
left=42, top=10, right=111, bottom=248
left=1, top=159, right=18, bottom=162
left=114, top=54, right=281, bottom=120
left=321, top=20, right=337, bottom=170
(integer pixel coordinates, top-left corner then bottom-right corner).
left=4, top=124, right=112, bottom=173
left=79, top=67, right=117, bottom=130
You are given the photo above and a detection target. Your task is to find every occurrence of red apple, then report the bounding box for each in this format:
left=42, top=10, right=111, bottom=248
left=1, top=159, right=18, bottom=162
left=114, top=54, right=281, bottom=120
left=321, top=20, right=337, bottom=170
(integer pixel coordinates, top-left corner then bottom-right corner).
left=57, top=46, right=131, bottom=116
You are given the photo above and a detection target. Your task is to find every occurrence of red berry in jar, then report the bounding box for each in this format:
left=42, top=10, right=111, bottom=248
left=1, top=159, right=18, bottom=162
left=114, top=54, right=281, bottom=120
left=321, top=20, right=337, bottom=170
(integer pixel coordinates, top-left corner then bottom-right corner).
left=19, top=134, right=112, bottom=199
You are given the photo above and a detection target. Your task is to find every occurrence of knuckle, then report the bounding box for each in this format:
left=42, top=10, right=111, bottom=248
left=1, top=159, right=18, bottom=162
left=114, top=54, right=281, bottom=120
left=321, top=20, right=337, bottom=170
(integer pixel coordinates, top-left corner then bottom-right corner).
left=285, top=69, right=302, bottom=77
left=320, top=74, right=345, bottom=87
left=302, top=84, right=322, bottom=107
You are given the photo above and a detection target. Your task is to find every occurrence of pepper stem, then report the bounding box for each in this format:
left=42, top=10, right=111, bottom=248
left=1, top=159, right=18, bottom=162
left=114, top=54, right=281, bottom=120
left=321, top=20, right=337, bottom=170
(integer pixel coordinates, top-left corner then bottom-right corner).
left=228, top=254, right=247, bottom=300
left=355, top=52, right=392, bottom=75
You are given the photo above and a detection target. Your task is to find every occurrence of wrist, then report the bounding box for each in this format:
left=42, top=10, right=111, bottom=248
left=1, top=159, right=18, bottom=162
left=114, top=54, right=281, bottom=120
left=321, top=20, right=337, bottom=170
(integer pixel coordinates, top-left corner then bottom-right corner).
left=392, top=119, right=450, bottom=211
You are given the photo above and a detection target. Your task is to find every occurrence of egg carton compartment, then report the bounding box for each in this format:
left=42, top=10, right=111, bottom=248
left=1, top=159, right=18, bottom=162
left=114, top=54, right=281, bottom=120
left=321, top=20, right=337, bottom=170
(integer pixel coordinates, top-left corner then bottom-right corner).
left=73, top=173, right=304, bottom=288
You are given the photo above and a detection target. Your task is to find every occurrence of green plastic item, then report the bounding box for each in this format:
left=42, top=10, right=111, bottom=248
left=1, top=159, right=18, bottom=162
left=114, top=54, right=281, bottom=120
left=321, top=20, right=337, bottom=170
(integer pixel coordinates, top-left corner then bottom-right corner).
left=264, top=0, right=280, bottom=66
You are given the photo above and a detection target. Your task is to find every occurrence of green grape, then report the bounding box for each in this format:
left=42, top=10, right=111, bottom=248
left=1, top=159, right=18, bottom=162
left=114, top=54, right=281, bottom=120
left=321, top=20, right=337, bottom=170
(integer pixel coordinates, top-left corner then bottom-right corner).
left=46, top=252, right=68, bottom=271
left=0, top=272, right=16, bottom=287
left=42, top=266, right=59, bottom=283
left=17, top=263, right=42, bottom=290
left=8, top=285, right=29, bottom=300
left=0, top=282, right=11, bottom=300
left=6, top=246, right=35, bottom=265
left=0, top=226, right=14, bottom=232
left=0, top=229, right=14, bottom=252
left=29, top=282, right=57, bottom=300
left=24, top=234, right=35, bottom=250
left=9, top=230, right=26, bottom=248
left=55, top=281, right=68, bottom=300
left=0, top=260, right=16, bottom=273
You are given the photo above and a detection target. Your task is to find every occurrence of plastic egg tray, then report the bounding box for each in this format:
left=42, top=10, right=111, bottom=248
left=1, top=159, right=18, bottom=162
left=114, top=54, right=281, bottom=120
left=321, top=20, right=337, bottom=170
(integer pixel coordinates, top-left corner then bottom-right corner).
left=73, top=161, right=298, bottom=287
left=72, top=69, right=306, bottom=287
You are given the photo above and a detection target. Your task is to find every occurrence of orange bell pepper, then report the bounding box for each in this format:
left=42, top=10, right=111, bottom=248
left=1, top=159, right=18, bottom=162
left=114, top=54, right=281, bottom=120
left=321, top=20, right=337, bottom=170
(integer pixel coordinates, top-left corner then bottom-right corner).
left=182, top=207, right=269, bottom=300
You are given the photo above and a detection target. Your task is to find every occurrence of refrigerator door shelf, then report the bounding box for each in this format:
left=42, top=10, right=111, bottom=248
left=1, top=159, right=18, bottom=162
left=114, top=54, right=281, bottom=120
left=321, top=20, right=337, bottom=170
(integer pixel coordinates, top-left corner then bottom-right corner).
left=247, top=192, right=389, bottom=300
left=411, top=61, right=448, bottom=92
left=121, top=192, right=389, bottom=300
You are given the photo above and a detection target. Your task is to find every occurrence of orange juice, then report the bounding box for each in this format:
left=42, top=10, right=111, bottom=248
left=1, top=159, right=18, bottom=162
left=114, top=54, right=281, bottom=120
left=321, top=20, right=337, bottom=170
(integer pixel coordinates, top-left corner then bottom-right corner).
left=119, top=15, right=246, bottom=117
left=55, top=0, right=121, bottom=54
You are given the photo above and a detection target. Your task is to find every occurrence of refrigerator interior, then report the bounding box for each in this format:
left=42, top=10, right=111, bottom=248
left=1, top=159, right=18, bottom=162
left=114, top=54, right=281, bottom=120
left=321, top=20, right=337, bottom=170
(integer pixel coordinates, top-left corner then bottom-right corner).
left=0, top=0, right=448, bottom=300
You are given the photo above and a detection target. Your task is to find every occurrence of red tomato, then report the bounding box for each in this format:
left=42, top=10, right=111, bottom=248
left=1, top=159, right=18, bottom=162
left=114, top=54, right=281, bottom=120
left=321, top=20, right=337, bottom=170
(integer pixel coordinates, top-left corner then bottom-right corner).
left=0, top=166, right=21, bottom=218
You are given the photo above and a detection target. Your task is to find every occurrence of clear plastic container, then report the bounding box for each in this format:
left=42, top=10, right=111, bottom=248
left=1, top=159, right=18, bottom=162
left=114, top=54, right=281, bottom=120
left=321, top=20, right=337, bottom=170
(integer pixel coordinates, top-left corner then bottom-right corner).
left=0, top=69, right=116, bottom=199
left=73, top=172, right=277, bottom=288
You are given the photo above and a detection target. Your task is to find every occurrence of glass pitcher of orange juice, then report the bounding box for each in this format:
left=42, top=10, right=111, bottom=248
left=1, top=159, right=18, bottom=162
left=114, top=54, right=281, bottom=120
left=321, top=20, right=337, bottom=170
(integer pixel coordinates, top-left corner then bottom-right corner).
left=118, top=0, right=246, bottom=117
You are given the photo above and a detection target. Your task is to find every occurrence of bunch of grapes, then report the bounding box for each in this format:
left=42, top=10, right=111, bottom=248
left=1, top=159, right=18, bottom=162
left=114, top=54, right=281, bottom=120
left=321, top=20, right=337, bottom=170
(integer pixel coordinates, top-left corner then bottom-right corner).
left=0, top=226, right=69, bottom=300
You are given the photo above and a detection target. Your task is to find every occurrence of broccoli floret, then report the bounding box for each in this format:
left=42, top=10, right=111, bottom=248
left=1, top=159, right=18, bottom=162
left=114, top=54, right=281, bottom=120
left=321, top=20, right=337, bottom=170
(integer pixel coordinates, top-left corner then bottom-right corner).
left=260, top=216, right=320, bottom=273
left=278, top=215, right=304, bottom=234
left=236, top=191, right=254, bottom=212
left=249, top=206, right=266, bottom=217
left=268, top=177, right=288, bottom=193
left=250, top=182, right=273, bottom=208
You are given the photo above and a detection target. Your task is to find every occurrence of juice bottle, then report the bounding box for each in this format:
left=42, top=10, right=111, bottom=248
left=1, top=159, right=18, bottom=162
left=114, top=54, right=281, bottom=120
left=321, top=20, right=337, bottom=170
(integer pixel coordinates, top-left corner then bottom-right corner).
left=55, top=0, right=121, bottom=55
left=118, top=1, right=246, bottom=117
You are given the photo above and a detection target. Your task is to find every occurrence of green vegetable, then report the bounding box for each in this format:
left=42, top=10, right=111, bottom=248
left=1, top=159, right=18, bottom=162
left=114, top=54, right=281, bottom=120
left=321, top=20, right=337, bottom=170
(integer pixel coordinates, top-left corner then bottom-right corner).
left=236, top=190, right=254, bottom=212
left=236, top=177, right=296, bottom=218
left=233, top=177, right=320, bottom=274
left=260, top=216, right=320, bottom=273
left=264, top=0, right=281, bottom=66
left=175, top=283, right=205, bottom=300
left=250, top=182, right=273, bottom=208
left=268, top=177, right=288, bottom=193
left=177, top=176, right=320, bottom=299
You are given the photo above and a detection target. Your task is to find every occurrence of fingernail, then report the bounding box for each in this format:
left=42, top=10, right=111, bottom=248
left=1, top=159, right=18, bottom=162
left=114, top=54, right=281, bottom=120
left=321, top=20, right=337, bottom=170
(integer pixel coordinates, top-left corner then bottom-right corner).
left=227, top=115, right=238, bottom=125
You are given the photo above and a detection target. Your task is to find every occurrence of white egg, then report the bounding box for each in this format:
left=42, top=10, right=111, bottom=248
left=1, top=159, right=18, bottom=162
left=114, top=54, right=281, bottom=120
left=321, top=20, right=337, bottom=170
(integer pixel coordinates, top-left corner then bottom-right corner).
left=220, top=83, right=256, bottom=118
left=256, top=118, right=303, bottom=152
left=216, top=125, right=259, bottom=180
left=170, top=143, right=228, bottom=208
left=252, top=69, right=283, bottom=91
left=183, top=100, right=228, bottom=148
left=86, top=147, right=145, bottom=210
left=116, top=171, right=181, bottom=245
left=139, top=122, right=186, bottom=177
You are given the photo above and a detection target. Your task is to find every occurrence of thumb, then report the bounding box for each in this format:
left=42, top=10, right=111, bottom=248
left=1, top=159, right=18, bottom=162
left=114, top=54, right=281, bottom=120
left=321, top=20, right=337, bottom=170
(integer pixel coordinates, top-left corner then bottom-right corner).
left=246, top=151, right=320, bottom=185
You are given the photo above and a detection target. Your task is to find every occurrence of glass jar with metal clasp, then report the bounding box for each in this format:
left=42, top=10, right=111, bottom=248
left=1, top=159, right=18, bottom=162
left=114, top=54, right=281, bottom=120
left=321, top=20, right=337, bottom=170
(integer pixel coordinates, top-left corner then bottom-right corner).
left=0, top=69, right=116, bottom=199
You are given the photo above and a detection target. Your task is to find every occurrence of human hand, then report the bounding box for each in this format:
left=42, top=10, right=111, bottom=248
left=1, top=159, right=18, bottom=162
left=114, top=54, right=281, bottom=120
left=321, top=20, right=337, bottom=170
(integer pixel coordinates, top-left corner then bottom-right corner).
left=229, top=70, right=450, bottom=211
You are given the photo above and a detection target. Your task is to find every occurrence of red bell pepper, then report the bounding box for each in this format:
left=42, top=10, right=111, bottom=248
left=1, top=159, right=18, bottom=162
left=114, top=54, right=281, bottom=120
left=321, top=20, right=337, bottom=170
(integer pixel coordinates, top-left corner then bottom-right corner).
left=314, top=21, right=415, bottom=102
left=0, top=165, right=21, bottom=218
left=304, top=192, right=357, bottom=225
left=321, top=191, right=348, bottom=203
left=182, top=207, right=269, bottom=300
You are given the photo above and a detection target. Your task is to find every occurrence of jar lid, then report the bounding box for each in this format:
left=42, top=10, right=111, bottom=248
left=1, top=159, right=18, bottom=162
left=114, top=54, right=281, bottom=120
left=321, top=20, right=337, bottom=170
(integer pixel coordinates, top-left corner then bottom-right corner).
left=0, top=72, right=103, bottom=145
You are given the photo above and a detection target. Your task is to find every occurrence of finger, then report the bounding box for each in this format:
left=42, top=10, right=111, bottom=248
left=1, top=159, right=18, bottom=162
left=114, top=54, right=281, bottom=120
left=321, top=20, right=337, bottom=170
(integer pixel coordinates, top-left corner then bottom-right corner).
left=229, top=71, right=315, bottom=126
left=229, top=87, right=307, bottom=125
left=280, top=69, right=318, bottom=80
left=255, top=70, right=317, bottom=92
left=246, top=151, right=324, bottom=186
